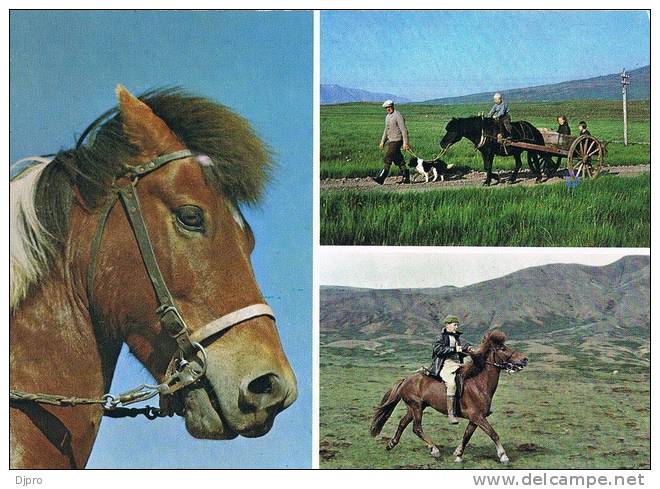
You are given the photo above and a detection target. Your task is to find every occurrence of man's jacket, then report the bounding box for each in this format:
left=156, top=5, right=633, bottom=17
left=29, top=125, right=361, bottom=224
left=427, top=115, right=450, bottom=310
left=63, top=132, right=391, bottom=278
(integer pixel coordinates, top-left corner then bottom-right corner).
left=488, top=102, right=509, bottom=119
left=429, top=329, right=471, bottom=377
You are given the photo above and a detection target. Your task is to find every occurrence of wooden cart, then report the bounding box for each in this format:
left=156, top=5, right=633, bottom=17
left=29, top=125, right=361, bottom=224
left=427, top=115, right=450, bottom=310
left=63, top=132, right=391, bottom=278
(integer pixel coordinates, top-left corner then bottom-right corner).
left=505, top=129, right=606, bottom=179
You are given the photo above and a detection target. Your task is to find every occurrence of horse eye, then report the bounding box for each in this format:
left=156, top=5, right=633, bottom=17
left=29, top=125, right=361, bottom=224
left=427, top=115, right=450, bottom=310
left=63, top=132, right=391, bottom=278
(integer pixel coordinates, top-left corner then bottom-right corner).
left=175, top=205, right=205, bottom=232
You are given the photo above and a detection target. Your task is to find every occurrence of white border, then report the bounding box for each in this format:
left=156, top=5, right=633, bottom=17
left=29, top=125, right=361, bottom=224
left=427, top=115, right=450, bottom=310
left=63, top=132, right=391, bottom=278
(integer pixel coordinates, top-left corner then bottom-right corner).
left=2, top=2, right=655, bottom=486
left=312, top=8, right=321, bottom=471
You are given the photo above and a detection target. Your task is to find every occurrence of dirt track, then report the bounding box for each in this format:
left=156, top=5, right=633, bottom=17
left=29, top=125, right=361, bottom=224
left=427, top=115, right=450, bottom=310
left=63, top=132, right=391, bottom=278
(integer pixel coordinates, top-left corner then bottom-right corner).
left=320, top=164, right=650, bottom=192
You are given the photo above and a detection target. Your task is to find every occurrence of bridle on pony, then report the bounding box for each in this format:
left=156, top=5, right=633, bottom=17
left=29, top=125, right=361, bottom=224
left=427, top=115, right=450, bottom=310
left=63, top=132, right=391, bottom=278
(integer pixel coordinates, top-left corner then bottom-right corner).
left=11, top=149, right=275, bottom=419
left=485, top=346, right=523, bottom=374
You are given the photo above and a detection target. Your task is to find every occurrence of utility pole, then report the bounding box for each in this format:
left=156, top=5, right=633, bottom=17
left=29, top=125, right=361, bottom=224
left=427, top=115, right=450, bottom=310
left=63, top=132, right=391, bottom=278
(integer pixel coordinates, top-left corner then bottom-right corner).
left=620, top=68, right=630, bottom=146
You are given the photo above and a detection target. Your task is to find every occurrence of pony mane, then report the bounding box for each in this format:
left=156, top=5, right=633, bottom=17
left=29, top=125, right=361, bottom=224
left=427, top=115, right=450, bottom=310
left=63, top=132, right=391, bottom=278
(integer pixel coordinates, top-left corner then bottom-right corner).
left=459, top=329, right=507, bottom=379
left=446, top=115, right=483, bottom=130
left=10, top=88, right=272, bottom=310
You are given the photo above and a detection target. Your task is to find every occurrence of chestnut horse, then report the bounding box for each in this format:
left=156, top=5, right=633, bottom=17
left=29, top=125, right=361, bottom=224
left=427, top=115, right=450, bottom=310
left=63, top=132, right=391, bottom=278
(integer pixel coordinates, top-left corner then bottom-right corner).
left=10, top=86, right=297, bottom=468
left=371, top=331, right=527, bottom=464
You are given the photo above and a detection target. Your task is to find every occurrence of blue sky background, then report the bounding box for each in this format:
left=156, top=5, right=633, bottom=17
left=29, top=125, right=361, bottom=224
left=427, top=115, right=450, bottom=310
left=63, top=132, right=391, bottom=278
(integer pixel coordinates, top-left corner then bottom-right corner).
left=10, top=10, right=312, bottom=468
left=321, top=10, right=650, bottom=101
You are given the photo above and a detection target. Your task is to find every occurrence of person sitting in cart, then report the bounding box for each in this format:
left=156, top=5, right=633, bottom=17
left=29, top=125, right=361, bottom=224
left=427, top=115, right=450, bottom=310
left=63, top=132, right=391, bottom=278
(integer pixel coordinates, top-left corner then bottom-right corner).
left=555, top=115, right=571, bottom=167
left=487, top=92, right=513, bottom=142
left=578, top=121, right=591, bottom=136
left=557, top=115, right=571, bottom=135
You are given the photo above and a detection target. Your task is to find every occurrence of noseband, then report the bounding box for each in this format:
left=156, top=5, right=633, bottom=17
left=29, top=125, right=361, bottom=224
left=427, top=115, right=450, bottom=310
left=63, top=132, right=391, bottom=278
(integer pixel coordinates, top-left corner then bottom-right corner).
left=11, top=149, right=274, bottom=419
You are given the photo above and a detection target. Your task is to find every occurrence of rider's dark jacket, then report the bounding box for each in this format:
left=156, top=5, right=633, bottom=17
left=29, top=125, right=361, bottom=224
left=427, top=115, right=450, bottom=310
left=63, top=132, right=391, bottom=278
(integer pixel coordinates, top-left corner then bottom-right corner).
left=429, top=329, right=471, bottom=377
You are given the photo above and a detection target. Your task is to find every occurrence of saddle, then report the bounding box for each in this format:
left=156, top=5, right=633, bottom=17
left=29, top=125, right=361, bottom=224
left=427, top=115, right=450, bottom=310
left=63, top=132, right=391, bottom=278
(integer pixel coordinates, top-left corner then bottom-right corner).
left=418, top=366, right=464, bottom=415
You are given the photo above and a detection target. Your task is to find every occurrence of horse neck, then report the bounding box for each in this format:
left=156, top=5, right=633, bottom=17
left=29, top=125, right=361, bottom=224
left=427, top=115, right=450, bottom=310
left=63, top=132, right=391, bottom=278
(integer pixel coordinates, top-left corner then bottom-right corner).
left=462, top=118, right=485, bottom=146
left=10, top=225, right=122, bottom=468
left=470, top=353, right=501, bottom=399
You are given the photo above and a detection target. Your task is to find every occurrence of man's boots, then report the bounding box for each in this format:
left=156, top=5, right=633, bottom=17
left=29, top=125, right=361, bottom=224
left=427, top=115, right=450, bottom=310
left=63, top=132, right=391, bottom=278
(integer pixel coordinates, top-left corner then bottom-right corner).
left=372, top=168, right=388, bottom=185
left=447, top=395, right=459, bottom=425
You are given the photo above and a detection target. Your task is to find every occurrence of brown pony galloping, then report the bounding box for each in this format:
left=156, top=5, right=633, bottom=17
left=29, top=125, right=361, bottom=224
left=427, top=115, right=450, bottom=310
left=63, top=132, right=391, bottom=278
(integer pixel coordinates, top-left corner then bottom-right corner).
left=371, top=330, right=527, bottom=464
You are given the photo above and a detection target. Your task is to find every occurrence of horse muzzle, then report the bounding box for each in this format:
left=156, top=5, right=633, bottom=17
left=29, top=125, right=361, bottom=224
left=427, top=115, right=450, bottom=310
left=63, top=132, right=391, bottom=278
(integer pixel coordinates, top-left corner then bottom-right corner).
left=180, top=315, right=297, bottom=440
left=508, top=357, right=529, bottom=372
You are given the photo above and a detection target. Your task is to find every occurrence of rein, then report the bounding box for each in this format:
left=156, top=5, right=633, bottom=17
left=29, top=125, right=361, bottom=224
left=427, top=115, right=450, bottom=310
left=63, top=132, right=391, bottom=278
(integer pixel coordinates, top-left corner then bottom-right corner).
left=11, top=149, right=275, bottom=420
left=406, top=146, right=449, bottom=162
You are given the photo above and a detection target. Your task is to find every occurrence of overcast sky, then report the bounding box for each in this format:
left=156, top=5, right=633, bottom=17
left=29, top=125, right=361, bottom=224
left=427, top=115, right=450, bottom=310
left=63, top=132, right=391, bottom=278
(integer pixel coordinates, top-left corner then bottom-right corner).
left=320, top=248, right=647, bottom=289
left=321, top=10, right=650, bottom=101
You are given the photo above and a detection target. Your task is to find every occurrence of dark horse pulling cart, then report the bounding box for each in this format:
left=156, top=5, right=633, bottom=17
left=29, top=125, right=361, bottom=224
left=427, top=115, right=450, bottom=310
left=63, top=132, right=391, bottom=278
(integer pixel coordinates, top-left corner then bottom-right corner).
left=511, top=128, right=606, bottom=179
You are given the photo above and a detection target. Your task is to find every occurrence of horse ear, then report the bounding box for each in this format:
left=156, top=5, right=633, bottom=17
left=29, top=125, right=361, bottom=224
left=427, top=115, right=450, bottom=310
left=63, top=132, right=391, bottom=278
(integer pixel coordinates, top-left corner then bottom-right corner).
left=116, top=85, right=185, bottom=160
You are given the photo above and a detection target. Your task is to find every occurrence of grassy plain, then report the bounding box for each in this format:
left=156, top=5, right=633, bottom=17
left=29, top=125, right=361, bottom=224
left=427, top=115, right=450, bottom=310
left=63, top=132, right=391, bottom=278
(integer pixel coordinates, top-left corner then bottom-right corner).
left=320, top=336, right=650, bottom=469
left=320, top=173, right=650, bottom=247
left=320, top=100, right=650, bottom=179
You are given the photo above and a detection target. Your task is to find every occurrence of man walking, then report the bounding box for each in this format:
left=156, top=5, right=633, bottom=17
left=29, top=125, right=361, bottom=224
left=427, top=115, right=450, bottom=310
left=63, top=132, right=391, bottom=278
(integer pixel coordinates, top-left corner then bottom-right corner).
left=373, top=100, right=410, bottom=185
left=429, top=315, right=473, bottom=425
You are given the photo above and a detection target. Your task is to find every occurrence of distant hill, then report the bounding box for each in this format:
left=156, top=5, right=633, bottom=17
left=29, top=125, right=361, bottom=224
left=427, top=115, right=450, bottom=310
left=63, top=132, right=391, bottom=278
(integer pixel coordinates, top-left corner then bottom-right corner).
left=321, top=84, right=410, bottom=105
left=320, top=256, right=649, bottom=344
left=422, top=65, right=650, bottom=104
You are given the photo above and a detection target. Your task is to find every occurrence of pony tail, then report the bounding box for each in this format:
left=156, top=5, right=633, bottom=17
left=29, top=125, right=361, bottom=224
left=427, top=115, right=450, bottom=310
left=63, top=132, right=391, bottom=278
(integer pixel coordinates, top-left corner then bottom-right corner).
left=370, top=378, right=405, bottom=437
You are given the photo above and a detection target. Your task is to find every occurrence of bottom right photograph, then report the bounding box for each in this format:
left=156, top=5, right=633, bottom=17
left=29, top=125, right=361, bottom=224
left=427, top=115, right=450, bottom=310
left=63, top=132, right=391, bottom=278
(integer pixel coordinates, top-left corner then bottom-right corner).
left=319, top=248, right=650, bottom=469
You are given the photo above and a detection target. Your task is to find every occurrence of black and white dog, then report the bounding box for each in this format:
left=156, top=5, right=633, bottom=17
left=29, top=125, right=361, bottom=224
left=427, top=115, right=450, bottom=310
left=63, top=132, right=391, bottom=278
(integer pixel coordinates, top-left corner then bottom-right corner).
left=408, top=156, right=453, bottom=183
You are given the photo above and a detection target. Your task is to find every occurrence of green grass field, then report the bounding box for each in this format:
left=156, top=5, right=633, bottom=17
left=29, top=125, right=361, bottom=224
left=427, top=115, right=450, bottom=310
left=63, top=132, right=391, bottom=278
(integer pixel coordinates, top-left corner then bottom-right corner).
left=320, top=338, right=650, bottom=469
left=321, top=174, right=650, bottom=247
left=320, top=100, right=650, bottom=179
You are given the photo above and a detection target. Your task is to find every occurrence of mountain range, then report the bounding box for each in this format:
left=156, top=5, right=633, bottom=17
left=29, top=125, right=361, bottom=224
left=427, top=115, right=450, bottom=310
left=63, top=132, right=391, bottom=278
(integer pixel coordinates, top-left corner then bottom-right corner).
left=321, top=65, right=649, bottom=105
left=422, top=65, right=650, bottom=104
left=321, top=84, right=410, bottom=105
left=320, top=256, right=649, bottom=344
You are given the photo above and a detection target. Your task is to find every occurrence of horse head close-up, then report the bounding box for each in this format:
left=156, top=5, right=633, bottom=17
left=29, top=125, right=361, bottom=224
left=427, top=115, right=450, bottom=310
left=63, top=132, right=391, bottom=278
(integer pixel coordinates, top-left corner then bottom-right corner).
left=10, top=86, right=297, bottom=468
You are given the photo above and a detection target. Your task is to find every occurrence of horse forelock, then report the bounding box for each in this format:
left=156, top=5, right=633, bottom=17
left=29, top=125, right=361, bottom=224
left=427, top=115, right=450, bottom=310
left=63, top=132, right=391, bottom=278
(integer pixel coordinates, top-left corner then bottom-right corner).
left=484, top=329, right=507, bottom=346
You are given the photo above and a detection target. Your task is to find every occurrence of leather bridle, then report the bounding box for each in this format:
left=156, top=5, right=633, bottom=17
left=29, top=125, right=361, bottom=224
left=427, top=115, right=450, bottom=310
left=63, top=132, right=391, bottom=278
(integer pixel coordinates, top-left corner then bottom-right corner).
left=486, top=347, right=525, bottom=374
left=11, top=149, right=275, bottom=418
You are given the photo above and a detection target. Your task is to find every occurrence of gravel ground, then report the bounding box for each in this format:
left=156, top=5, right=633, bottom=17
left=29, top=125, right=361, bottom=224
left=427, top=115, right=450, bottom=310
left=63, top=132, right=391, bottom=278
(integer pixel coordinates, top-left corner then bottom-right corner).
left=320, top=164, right=650, bottom=192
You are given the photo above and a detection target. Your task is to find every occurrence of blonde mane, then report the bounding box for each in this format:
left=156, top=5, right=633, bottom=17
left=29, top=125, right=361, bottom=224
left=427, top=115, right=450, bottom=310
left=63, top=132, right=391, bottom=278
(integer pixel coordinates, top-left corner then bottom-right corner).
left=10, top=161, right=54, bottom=309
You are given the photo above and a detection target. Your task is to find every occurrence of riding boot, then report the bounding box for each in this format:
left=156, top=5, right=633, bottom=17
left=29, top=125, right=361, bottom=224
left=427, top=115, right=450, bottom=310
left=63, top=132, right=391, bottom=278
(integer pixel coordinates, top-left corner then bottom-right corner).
left=372, top=168, right=389, bottom=185
left=447, top=395, right=459, bottom=425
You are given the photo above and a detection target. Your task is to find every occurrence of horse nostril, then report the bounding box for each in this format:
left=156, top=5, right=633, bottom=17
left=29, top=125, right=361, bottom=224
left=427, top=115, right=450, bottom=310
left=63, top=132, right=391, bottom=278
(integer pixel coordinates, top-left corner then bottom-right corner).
left=522, top=357, right=529, bottom=365
left=248, top=374, right=276, bottom=395
left=239, top=373, right=285, bottom=412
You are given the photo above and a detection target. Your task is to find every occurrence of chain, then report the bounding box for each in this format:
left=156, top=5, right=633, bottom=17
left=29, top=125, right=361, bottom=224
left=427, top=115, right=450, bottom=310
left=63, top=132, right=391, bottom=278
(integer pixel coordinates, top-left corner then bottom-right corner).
left=10, top=350, right=207, bottom=420
left=10, top=383, right=167, bottom=420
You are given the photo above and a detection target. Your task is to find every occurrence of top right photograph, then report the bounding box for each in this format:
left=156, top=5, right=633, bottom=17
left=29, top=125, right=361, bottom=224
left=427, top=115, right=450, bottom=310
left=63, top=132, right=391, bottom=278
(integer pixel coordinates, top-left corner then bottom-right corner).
left=320, top=10, right=650, bottom=247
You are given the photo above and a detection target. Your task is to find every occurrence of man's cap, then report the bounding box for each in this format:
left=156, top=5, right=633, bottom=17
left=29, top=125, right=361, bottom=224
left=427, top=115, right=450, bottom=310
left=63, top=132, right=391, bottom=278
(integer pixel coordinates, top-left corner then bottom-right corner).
left=382, top=99, right=394, bottom=108
left=493, top=92, right=502, bottom=100
left=444, top=315, right=460, bottom=325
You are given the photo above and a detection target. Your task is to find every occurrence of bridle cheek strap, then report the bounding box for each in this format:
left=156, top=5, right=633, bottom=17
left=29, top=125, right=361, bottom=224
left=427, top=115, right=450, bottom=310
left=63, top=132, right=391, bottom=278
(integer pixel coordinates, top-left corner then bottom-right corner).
left=190, top=304, right=275, bottom=344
